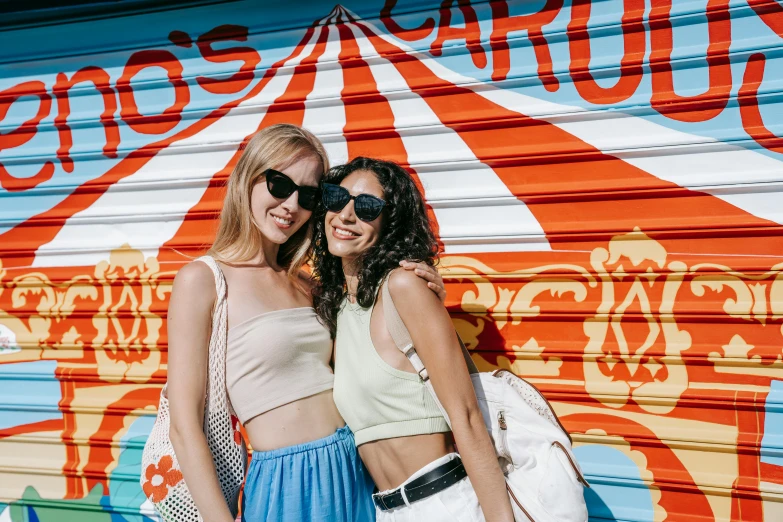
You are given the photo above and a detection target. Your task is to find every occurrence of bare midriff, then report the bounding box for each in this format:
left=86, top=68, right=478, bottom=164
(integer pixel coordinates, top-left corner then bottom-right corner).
left=358, top=432, right=455, bottom=491
left=243, top=389, right=345, bottom=452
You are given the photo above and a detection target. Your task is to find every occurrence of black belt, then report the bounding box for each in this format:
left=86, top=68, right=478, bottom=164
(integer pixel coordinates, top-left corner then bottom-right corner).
left=372, top=456, right=468, bottom=512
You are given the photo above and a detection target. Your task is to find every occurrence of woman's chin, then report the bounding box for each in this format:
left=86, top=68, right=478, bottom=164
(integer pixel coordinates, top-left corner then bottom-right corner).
left=258, top=225, right=293, bottom=245
left=327, top=243, right=353, bottom=259
left=263, top=217, right=304, bottom=242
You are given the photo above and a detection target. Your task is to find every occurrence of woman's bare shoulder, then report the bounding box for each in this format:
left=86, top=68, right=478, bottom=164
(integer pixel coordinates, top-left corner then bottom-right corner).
left=387, top=266, right=429, bottom=293
left=386, top=267, right=434, bottom=308
left=171, top=260, right=217, bottom=305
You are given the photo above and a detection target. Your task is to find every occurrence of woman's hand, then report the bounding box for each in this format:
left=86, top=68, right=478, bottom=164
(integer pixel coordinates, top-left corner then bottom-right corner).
left=399, top=260, right=447, bottom=302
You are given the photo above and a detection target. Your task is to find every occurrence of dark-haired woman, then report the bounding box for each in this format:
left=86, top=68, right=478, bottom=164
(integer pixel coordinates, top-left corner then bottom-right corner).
left=312, top=157, right=514, bottom=521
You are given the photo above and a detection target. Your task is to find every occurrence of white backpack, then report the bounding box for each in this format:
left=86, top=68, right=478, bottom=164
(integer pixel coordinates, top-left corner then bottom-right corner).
left=141, top=256, right=247, bottom=521
left=381, top=280, right=589, bottom=522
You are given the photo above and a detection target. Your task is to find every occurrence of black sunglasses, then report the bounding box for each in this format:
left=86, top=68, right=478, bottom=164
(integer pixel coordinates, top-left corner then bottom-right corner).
left=322, top=183, right=386, bottom=222
left=264, top=169, right=320, bottom=211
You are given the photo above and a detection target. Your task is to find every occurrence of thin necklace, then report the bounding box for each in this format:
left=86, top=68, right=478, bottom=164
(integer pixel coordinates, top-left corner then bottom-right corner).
left=343, top=269, right=357, bottom=300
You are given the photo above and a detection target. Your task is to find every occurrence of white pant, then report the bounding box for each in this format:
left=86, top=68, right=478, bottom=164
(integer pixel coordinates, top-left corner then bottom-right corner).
left=374, top=453, right=485, bottom=522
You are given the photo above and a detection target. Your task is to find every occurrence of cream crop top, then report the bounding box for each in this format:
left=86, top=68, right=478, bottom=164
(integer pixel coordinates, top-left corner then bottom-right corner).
left=332, top=297, right=450, bottom=446
left=226, top=307, right=334, bottom=424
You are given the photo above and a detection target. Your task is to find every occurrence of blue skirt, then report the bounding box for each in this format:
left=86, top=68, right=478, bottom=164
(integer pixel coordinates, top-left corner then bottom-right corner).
left=242, top=425, right=376, bottom=522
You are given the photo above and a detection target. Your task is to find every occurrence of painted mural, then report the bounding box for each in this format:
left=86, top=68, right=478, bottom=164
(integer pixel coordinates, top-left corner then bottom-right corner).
left=0, top=0, right=781, bottom=520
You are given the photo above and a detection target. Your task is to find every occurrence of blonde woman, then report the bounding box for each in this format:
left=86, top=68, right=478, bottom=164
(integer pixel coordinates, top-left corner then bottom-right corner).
left=166, top=125, right=445, bottom=522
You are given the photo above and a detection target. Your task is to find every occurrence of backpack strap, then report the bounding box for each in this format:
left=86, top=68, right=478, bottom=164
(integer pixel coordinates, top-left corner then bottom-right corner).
left=380, top=270, right=479, bottom=428
left=380, top=272, right=429, bottom=381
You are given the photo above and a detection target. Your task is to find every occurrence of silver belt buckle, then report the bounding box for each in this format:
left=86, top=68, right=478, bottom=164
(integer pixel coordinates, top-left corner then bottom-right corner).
left=373, top=493, right=388, bottom=511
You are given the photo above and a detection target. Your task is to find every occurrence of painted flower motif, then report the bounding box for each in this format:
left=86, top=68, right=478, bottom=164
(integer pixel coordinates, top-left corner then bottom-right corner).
left=92, top=247, right=168, bottom=384
left=231, top=415, right=242, bottom=445
left=583, top=229, right=690, bottom=414
left=143, top=455, right=183, bottom=503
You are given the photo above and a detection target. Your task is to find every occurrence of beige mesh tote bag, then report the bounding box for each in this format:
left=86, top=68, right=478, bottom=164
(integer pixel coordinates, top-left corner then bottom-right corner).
left=141, top=256, right=248, bottom=521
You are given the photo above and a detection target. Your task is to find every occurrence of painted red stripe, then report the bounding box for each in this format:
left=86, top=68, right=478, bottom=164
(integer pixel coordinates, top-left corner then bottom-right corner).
left=337, top=20, right=442, bottom=247
left=85, top=387, right=160, bottom=493
left=339, top=22, right=407, bottom=164
left=0, top=22, right=322, bottom=269
left=158, top=25, right=331, bottom=262
left=731, top=391, right=764, bottom=521
left=0, top=418, right=64, bottom=440
left=760, top=461, right=783, bottom=485
left=351, top=18, right=783, bottom=256
left=566, top=411, right=715, bottom=520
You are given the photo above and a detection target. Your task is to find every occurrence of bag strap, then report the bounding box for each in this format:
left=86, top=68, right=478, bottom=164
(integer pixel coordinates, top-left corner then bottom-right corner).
left=196, top=255, right=227, bottom=305
left=380, top=270, right=478, bottom=428
left=194, top=256, right=231, bottom=421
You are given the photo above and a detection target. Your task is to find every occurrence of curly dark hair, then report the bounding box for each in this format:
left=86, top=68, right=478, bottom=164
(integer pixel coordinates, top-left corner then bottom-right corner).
left=312, top=157, right=439, bottom=337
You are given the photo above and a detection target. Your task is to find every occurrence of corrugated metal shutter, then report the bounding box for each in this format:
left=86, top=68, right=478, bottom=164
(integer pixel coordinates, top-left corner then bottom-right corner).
left=0, top=1, right=781, bottom=520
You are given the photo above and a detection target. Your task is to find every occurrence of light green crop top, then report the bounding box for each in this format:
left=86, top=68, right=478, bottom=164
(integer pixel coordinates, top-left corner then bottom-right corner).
left=332, top=290, right=450, bottom=446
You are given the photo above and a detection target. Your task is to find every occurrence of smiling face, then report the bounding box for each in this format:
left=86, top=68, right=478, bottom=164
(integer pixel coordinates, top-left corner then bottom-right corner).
left=325, top=169, right=386, bottom=261
left=251, top=154, right=322, bottom=245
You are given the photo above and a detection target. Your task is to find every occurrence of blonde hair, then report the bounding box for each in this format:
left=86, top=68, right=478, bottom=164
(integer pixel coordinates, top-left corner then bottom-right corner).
left=208, top=124, right=329, bottom=276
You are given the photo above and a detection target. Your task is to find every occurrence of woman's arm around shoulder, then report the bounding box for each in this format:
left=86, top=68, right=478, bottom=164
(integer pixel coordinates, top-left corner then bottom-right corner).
left=387, top=269, right=514, bottom=522
left=167, top=260, right=236, bottom=522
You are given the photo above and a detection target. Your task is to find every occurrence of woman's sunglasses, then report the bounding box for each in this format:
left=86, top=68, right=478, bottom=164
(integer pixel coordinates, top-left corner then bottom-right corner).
left=264, top=169, right=320, bottom=211
left=322, top=183, right=386, bottom=222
